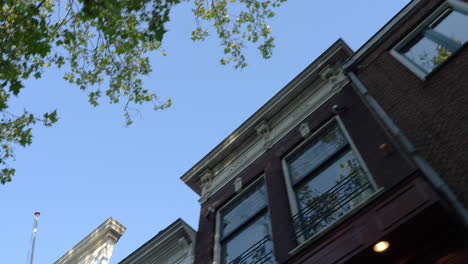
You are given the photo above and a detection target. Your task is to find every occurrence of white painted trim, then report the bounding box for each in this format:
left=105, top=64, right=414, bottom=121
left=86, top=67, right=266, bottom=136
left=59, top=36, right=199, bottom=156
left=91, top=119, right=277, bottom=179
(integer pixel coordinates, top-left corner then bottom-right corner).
left=448, top=0, right=468, bottom=13
left=182, top=40, right=352, bottom=195
left=213, top=176, right=268, bottom=264
left=213, top=211, right=222, bottom=264
left=343, top=0, right=424, bottom=70
left=346, top=0, right=468, bottom=72
left=389, top=2, right=454, bottom=79
left=280, top=117, right=378, bottom=245
left=118, top=219, right=196, bottom=264
left=281, top=117, right=340, bottom=243
left=281, top=158, right=300, bottom=238
left=54, top=218, right=126, bottom=264
left=198, top=72, right=350, bottom=203
left=389, top=49, right=427, bottom=80
left=335, top=116, right=378, bottom=190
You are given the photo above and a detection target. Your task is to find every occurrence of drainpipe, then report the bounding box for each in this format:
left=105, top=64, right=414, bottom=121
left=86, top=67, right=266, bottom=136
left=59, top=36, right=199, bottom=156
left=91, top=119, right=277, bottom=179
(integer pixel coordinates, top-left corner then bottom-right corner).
left=346, top=71, right=468, bottom=229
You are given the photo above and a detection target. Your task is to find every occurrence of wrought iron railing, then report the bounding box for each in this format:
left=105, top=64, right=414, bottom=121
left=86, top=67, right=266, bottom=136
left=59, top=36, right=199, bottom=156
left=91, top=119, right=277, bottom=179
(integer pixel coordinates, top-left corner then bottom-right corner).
left=228, top=235, right=274, bottom=264
left=292, top=169, right=373, bottom=240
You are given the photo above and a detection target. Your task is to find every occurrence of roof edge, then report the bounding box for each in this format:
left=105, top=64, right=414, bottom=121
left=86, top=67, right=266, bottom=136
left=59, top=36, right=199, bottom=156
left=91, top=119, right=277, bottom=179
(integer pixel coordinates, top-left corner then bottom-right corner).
left=180, top=39, right=353, bottom=195
left=118, top=218, right=196, bottom=264
left=343, top=0, right=424, bottom=70
left=54, top=217, right=126, bottom=264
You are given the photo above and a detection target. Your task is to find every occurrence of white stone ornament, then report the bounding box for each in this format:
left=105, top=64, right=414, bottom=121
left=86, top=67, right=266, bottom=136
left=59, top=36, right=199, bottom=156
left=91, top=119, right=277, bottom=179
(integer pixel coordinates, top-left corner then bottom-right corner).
left=299, top=123, right=311, bottom=137
left=255, top=120, right=272, bottom=149
left=234, top=177, right=242, bottom=193
left=200, top=169, right=214, bottom=199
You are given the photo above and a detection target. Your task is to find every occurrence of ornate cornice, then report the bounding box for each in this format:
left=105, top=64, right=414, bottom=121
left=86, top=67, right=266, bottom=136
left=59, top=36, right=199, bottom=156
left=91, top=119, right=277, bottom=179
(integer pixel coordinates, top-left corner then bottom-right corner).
left=182, top=39, right=353, bottom=199
left=54, top=217, right=126, bottom=264
left=118, top=219, right=196, bottom=264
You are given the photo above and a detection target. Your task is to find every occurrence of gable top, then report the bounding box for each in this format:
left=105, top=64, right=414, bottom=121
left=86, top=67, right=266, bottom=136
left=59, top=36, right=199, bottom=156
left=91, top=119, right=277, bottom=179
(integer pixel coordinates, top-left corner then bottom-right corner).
left=180, top=39, right=353, bottom=196
left=54, top=217, right=126, bottom=264
left=118, top=218, right=196, bottom=264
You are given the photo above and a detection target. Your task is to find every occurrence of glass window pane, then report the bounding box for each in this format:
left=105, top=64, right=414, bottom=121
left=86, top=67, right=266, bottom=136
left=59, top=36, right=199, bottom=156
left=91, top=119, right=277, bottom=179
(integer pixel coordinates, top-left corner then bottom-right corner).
left=287, top=124, right=347, bottom=184
left=295, top=151, right=365, bottom=210
left=223, top=214, right=274, bottom=264
left=433, top=10, right=468, bottom=44
left=294, top=151, right=373, bottom=238
left=401, top=9, right=468, bottom=74
left=402, top=36, right=446, bottom=73
left=221, top=183, right=267, bottom=238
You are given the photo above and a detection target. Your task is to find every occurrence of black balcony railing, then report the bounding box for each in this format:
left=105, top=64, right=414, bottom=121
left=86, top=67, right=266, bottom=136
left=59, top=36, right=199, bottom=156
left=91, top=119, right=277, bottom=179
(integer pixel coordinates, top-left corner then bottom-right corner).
left=228, top=235, right=274, bottom=264
left=292, top=169, right=373, bottom=240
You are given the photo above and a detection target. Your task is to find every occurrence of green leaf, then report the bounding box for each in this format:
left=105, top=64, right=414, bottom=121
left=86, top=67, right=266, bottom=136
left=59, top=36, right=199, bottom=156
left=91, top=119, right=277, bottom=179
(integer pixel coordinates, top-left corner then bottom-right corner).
left=9, top=81, right=24, bottom=96
left=0, top=0, right=285, bottom=184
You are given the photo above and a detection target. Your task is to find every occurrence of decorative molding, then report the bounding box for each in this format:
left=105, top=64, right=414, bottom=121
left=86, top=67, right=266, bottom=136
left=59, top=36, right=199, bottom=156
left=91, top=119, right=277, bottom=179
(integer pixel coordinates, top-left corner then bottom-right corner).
left=196, top=73, right=350, bottom=203
left=255, top=120, right=270, bottom=136
left=234, top=177, right=243, bottom=193
left=320, top=65, right=350, bottom=95
left=178, top=237, right=189, bottom=248
left=200, top=168, right=214, bottom=199
left=255, top=120, right=272, bottom=149
left=182, top=41, right=355, bottom=203
left=330, top=70, right=350, bottom=94
left=299, top=122, right=311, bottom=137
left=181, top=40, right=353, bottom=195
left=118, top=219, right=196, bottom=264
left=54, top=218, right=126, bottom=264
left=319, top=65, right=338, bottom=82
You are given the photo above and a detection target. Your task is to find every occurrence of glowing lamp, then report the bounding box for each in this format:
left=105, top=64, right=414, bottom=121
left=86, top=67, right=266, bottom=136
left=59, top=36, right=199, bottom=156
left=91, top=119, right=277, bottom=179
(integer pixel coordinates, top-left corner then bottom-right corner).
left=373, top=241, right=390, bottom=253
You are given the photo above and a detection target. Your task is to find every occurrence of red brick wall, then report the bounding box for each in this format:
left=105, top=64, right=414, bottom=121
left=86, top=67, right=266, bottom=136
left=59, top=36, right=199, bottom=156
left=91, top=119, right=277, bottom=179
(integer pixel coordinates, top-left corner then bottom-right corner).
left=193, top=85, right=416, bottom=264
left=355, top=0, right=468, bottom=207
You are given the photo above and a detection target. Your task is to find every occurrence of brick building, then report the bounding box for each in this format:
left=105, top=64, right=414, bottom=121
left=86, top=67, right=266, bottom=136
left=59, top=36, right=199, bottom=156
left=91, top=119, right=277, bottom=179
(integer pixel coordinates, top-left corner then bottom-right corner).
left=180, top=1, right=468, bottom=263
left=343, top=0, right=468, bottom=211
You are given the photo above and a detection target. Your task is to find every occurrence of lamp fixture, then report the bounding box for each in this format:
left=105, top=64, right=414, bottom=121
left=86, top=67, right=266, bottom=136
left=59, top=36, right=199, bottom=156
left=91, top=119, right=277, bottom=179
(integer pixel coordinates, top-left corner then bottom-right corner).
left=373, top=241, right=390, bottom=253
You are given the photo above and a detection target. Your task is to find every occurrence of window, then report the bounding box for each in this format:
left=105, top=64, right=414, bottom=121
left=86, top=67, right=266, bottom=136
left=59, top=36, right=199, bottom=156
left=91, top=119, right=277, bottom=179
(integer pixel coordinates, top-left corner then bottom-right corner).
left=218, top=180, right=274, bottom=264
left=391, top=1, right=468, bottom=78
left=284, top=121, right=375, bottom=241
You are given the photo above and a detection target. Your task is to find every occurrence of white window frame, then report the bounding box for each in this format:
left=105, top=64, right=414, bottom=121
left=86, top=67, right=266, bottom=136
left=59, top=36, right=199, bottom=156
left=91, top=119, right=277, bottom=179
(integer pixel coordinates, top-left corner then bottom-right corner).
left=282, top=116, right=377, bottom=244
left=213, top=176, right=274, bottom=264
left=390, top=0, right=468, bottom=79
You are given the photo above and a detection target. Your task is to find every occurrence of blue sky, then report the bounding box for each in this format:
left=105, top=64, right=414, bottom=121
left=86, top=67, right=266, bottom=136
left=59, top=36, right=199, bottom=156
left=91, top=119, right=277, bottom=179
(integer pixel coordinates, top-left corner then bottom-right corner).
left=1, top=1, right=410, bottom=263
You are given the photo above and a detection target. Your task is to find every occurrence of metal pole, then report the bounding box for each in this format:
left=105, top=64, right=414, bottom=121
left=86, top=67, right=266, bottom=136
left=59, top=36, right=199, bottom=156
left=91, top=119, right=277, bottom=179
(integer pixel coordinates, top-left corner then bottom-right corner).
left=29, top=212, right=40, bottom=264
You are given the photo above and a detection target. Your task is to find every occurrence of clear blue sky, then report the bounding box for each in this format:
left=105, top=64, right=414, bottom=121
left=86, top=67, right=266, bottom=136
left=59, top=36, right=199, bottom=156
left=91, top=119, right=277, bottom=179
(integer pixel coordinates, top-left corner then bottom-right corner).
left=1, top=1, right=410, bottom=263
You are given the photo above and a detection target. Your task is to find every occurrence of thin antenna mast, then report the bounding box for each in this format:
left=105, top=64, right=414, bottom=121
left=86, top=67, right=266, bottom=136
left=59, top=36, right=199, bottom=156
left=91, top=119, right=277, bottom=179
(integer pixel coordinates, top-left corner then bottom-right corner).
left=29, top=212, right=41, bottom=264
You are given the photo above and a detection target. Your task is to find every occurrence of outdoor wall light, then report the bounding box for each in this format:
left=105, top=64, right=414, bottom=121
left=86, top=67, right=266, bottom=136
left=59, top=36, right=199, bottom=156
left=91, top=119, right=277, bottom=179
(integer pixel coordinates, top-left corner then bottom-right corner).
left=379, top=143, right=390, bottom=153
left=373, top=241, right=390, bottom=253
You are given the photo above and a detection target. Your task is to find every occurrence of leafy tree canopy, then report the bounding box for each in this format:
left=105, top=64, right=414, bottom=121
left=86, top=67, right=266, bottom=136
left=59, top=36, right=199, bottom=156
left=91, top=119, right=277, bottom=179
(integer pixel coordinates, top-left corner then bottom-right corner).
left=0, top=0, right=286, bottom=184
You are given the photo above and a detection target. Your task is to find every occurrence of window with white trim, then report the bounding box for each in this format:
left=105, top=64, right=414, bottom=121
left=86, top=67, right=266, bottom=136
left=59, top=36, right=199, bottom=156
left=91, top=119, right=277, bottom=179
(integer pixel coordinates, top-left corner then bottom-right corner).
left=219, top=179, right=274, bottom=264
left=391, top=1, right=468, bottom=78
left=284, top=121, right=375, bottom=241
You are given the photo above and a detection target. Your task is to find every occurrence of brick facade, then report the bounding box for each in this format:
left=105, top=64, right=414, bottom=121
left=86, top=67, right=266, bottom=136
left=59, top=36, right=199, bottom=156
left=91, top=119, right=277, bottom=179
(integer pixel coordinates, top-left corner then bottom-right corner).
left=183, top=1, right=468, bottom=263
left=352, top=0, right=468, bottom=206
left=192, top=83, right=457, bottom=264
